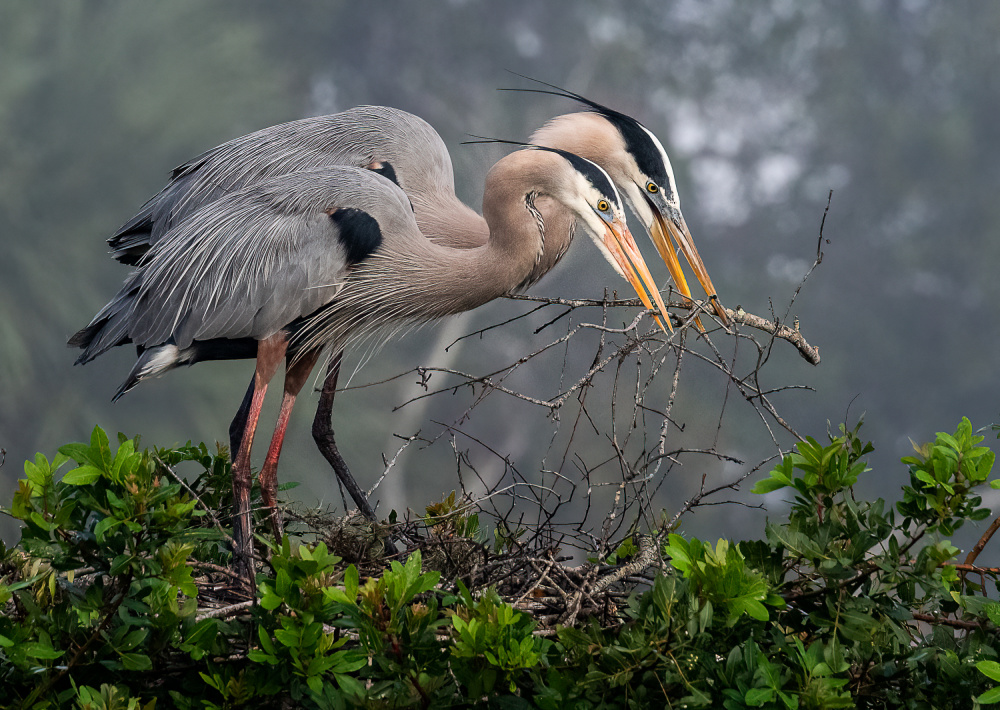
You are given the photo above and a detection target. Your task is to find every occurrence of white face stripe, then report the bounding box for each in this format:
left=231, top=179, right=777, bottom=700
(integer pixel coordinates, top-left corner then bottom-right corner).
left=584, top=157, right=626, bottom=215
left=638, top=123, right=680, bottom=206
left=561, top=160, right=630, bottom=280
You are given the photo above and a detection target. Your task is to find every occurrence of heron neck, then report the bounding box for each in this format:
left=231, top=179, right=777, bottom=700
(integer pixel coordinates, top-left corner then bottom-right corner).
left=480, top=150, right=576, bottom=283
left=411, top=190, right=489, bottom=249
left=299, top=151, right=579, bottom=353
left=390, top=151, right=578, bottom=317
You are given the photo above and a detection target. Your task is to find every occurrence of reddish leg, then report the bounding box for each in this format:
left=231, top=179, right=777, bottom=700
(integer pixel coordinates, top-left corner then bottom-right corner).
left=231, top=333, right=287, bottom=593
left=258, top=349, right=321, bottom=542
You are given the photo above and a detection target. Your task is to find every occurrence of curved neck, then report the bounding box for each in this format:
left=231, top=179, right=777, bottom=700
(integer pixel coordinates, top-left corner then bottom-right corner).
left=300, top=150, right=582, bottom=356
left=481, top=149, right=576, bottom=268
left=357, top=152, right=579, bottom=318
left=418, top=150, right=579, bottom=311
left=411, top=190, right=489, bottom=250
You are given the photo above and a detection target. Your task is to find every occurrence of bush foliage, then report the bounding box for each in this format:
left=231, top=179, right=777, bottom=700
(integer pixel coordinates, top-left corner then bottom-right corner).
left=1, top=420, right=999, bottom=708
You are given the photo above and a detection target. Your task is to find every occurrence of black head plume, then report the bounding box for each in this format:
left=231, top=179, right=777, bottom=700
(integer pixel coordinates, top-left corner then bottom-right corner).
left=501, top=72, right=673, bottom=191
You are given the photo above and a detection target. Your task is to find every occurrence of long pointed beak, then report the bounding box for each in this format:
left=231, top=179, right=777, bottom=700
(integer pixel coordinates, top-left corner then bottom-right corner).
left=648, top=206, right=729, bottom=327
left=604, top=217, right=672, bottom=333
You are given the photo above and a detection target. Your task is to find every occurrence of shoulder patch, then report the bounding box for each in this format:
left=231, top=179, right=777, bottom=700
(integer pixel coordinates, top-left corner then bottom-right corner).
left=328, top=207, right=383, bottom=264
left=367, top=161, right=400, bottom=187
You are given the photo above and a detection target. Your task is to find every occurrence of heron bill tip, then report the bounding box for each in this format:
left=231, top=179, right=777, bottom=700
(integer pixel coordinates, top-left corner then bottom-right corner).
left=604, top=220, right=672, bottom=333
left=649, top=209, right=730, bottom=328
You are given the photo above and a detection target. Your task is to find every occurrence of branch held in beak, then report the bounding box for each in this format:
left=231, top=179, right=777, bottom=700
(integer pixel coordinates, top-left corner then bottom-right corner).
left=647, top=202, right=730, bottom=328
left=603, top=217, right=671, bottom=333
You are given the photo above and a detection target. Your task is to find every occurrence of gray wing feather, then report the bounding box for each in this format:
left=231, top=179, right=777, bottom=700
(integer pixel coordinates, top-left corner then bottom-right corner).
left=109, top=106, right=454, bottom=263
left=129, top=196, right=344, bottom=349
left=76, top=167, right=415, bottom=363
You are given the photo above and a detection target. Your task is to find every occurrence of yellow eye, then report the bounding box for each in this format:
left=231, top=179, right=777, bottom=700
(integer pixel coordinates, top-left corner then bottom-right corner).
left=597, top=199, right=610, bottom=212
left=647, top=183, right=659, bottom=193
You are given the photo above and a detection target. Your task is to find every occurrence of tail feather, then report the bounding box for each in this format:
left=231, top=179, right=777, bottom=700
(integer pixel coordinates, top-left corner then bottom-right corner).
left=69, top=278, right=141, bottom=363
left=112, top=344, right=180, bottom=401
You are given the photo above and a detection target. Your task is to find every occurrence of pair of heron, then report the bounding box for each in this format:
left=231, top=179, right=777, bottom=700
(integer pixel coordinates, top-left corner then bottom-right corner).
left=71, top=83, right=728, bottom=587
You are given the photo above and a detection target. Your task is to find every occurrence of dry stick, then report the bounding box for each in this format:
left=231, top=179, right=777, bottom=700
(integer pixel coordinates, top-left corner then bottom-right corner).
left=374, top=305, right=815, bottom=449
left=725, top=307, right=820, bottom=366
left=444, top=302, right=550, bottom=351
left=910, top=613, right=988, bottom=631
left=536, top=314, right=576, bottom=526
left=195, top=600, right=255, bottom=621
left=369, top=432, right=420, bottom=499
left=947, top=562, right=1000, bottom=574
left=190, top=560, right=246, bottom=583
left=783, top=189, right=832, bottom=320
left=964, top=516, right=1000, bottom=567
left=506, top=292, right=821, bottom=366
left=691, top=337, right=802, bottom=443
left=626, top=337, right=681, bottom=531
left=663, top=457, right=776, bottom=535
left=589, top=534, right=661, bottom=595
left=654, top=331, right=686, bottom=477
left=558, top=562, right=601, bottom=627
left=750, top=188, right=832, bottom=380
left=340, top=297, right=818, bottom=405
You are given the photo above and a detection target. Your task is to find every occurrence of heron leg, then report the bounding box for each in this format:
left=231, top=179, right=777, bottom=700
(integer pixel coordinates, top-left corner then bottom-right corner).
left=312, top=352, right=376, bottom=518
left=231, top=333, right=286, bottom=592
left=312, top=354, right=398, bottom=556
left=229, top=375, right=255, bottom=457
left=258, top=349, right=321, bottom=542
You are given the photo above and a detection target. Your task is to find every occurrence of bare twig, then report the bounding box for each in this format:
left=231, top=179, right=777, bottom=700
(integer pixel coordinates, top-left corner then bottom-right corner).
left=964, top=515, right=1000, bottom=568
left=195, top=600, right=255, bottom=621
left=156, top=456, right=233, bottom=543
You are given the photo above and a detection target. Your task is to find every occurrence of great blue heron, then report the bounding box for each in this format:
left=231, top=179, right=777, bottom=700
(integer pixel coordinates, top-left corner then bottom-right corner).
left=70, top=148, right=666, bottom=586
left=97, top=96, right=727, bottom=523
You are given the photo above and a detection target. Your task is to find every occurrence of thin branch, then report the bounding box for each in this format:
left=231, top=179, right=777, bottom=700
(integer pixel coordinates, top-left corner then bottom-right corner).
left=964, top=515, right=1000, bottom=567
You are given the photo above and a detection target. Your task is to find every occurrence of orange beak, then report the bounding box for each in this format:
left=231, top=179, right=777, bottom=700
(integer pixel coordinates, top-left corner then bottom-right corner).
left=603, top=216, right=671, bottom=333
left=647, top=205, right=729, bottom=329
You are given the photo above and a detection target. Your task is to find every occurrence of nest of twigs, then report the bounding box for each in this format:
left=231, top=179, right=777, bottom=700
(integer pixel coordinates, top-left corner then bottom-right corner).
left=187, top=499, right=664, bottom=632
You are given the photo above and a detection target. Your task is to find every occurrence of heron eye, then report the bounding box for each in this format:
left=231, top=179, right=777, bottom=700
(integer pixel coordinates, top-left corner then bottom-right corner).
left=597, top=199, right=610, bottom=213
left=647, top=183, right=658, bottom=194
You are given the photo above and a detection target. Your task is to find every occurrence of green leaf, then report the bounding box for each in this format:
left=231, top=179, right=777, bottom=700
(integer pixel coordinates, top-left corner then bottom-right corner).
left=752, top=477, right=791, bottom=494
left=978, top=687, right=1000, bottom=704
left=119, top=652, right=153, bottom=671
left=746, top=688, right=776, bottom=706
left=257, top=626, right=277, bottom=655
left=978, top=660, right=1000, bottom=682
left=62, top=464, right=103, bottom=485
left=274, top=628, right=299, bottom=647
left=336, top=674, right=366, bottom=697
left=24, top=642, right=63, bottom=660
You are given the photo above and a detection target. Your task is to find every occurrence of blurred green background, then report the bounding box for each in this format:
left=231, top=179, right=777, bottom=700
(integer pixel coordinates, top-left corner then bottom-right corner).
left=2, top=1, right=998, bottom=553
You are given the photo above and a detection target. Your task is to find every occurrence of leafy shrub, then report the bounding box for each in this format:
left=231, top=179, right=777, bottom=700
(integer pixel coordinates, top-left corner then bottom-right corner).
left=0, top=420, right=998, bottom=708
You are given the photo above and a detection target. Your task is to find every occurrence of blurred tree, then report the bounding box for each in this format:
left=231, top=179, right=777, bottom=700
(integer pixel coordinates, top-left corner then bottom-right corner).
left=3, top=1, right=999, bottom=557
left=0, top=1, right=295, bottom=539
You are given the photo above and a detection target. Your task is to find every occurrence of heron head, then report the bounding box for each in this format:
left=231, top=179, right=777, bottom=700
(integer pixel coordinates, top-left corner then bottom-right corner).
left=532, top=106, right=729, bottom=327
left=532, top=146, right=671, bottom=333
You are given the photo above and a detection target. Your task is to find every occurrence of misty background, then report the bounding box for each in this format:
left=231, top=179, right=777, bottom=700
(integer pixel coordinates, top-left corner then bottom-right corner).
left=1, top=1, right=998, bottom=556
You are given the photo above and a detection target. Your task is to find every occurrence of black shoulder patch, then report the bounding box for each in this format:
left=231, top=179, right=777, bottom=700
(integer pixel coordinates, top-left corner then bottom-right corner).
left=328, top=208, right=383, bottom=264
left=367, top=161, right=400, bottom=187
